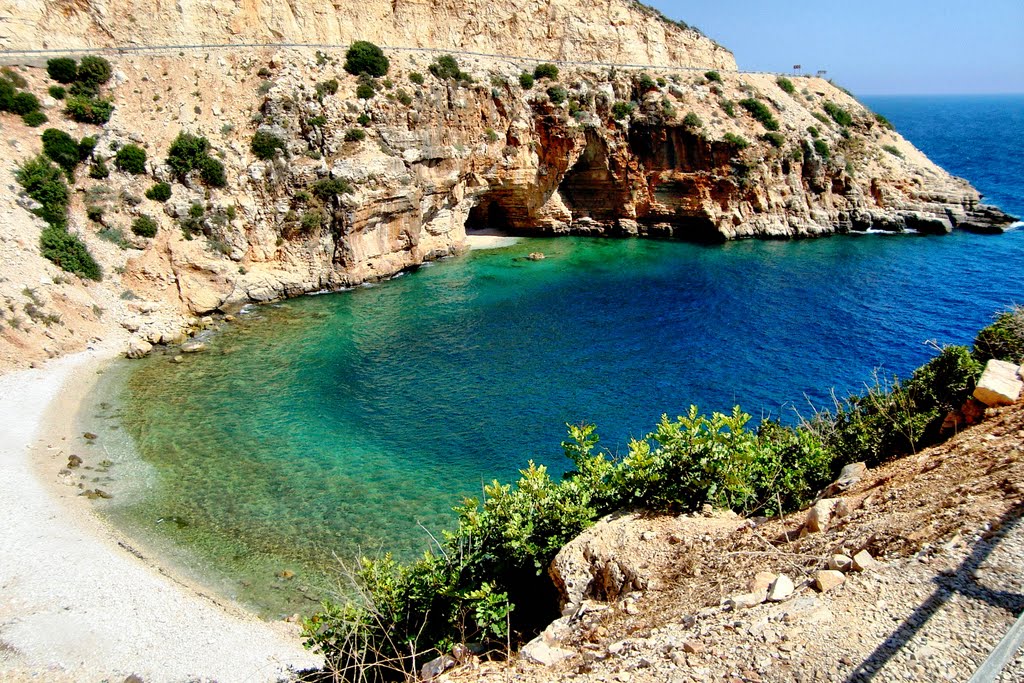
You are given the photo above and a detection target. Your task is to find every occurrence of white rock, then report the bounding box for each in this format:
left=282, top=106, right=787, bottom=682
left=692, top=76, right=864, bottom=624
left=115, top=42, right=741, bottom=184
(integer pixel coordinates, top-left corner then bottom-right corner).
left=973, top=359, right=1023, bottom=406
left=125, top=337, right=152, bottom=359
left=828, top=554, right=853, bottom=572
left=727, top=591, right=766, bottom=610
left=767, top=574, right=794, bottom=602
left=805, top=499, right=837, bottom=533
left=520, top=638, right=574, bottom=666
left=851, top=550, right=878, bottom=572
left=813, top=570, right=845, bottom=593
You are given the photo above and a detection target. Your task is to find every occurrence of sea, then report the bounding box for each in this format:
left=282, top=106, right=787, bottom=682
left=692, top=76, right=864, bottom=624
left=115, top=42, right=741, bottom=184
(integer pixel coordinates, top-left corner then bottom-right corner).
left=80, top=94, right=1024, bottom=617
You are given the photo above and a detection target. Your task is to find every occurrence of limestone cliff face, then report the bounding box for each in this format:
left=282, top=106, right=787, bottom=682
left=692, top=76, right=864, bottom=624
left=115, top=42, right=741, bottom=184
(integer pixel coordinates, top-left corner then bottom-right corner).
left=0, top=0, right=735, bottom=70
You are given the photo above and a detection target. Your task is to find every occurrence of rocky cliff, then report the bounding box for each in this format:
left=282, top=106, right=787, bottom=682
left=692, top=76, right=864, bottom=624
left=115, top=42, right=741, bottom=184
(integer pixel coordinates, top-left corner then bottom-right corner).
left=0, top=10, right=1017, bottom=369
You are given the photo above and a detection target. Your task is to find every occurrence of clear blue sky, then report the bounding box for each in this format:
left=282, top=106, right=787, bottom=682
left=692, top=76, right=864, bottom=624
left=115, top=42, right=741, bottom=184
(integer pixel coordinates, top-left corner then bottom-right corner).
left=649, top=1, right=1024, bottom=95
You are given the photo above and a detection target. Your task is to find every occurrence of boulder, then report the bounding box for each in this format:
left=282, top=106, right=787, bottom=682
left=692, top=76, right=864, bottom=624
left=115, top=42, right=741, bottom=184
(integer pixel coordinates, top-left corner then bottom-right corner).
left=125, top=337, right=152, bottom=359
left=181, top=340, right=207, bottom=353
left=973, top=359, right=1023, bottom=407
left=549, top=513, right=647, bottom=611
left=520, top=639, right=574, bottom=667
left=767, top=574, right=795, bottom=602
left=828, top=554, right=853, bottom=572
left=420, top=654, right=456, bottom=680
left=813, top=570, right=846, bottom=593
left=851, top=550, right=878, bottom=572
left=805, top=499, right=837, bottom=533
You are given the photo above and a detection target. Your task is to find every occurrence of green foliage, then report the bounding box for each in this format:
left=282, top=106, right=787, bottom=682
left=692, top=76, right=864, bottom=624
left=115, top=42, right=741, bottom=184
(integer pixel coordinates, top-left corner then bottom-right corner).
left=722, top=133, right=749, bottom=150
left=396, top=89, right=413, bottom=106
left=636, top=73, right=657, bottom=91
left=704, top=70, right=722, bottom=83
left=611, top=101, right=634, bottom=121
left=0, top=78, right=14, bottom=111
left=78, top=136, right=96, bottom=160
left=533, top=63, right=559, bottom=80
left=518, top=72, right=535, bottom=89
left=86, top=205, right=103, bottom=222
left=22, top=111, right=47, bottom=127
left=76, top=56, right=112, bottom=87
left=98, top=226, right=131, bottom=249
left=813, top=139, right=830, bottom=159
left=428, top=55, right=467, bottom=81
left=807, top=125, right=820, bottom=138
left=89, top=158, right=109, bottom=179
left=356, top=113, right=371, bottom=126
left=167, top=132, right=209, bottom=177
left=300, top=209, right=324, bottom=232
left=776, top=76, right=796, bottom=94
left=739, top=98, right=779, bottom=131
left=355, top=82, right=375, bottom=99
left=307, top=115, right=327, bottom=127
left=11, top=91, right=40, bottom=115
left=973, top=307, right=1024, bottom=364
left=546, top=86, right=568, bottom=105
left=823, top=101, right=853, bottom=127
left=145, top=182, right=172, bottom=202
left=40, top=225, right=101, bottom=280
left=46, top=58, right=78, bottom=84
left=761, top=132, right=786, bottom=148
left=65, top=95, right=113, bottom=124
left=344, top=41, right=390, bottom=77
left=874, top=112, right=894, bottom=130
left=344, top=128, right=366, bottom=143
left=2, top=67, right=27, bottom=89
left=114, top=144, right=147, bottom=174
left=719, top=99, right=735, bottom=117
left=200, top=156, right=227, bottom=187
left=409, top=71, right=424, bottom=85
left=682, top=112, right=702, bottom=129
left=882, top=145, right=903, bottom=159
left=16, top=155, right=69, bottom=227
left=131, top=215, right=159, bottom=238
left=48, top=85, right=66, bottom=100
left=312, top=177, right=353, bottom=201
left=250, top=130, right=286, bottom=159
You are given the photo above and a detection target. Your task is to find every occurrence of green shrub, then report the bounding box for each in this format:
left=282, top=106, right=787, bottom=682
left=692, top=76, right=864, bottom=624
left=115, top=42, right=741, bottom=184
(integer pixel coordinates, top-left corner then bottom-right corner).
left=739, top=98, right=779, bottom=131
left=47, top=57, right=78, bottom=84
left=300, top=209, right=324, bottom=232
left=396, top=89, right=412, bottom=106
left=533, top=63, right=559, bottom=80
left=2, top=67, right=27, bottom=88
left=198, top=156, right=225, bottom=187
left=48, top=85, right=66, bottom=100
left=89, top=158, right=109, bottom=179
left=76, top=56, right=112, bottom=87
left=722, top=133, right=750, bottom=149
left=409, top=71, right=424, bottom=85
left=0, top=78, right=14, bottom=111
left=704, top=70, right=722, bottom=83
left=486, top=127, right=499, bottom=143
left=813, top=139, right=830, bottom=159
left=874, top=112, right=894, bottom=130
left=807, top=125, right=820, bottom=138
left=682, top=112, right=702, bottom=129
left=65, top=95, right=113, bottom=124
left=428, top=55, right=464, bottom=81
left=131, top=215, right=159, bottom=238
left=344, top=128, right=366, bottom=143
left=762, top=132, right=786, bottom=148
left=16, top=155, right=69, bottom=227
left=776, top=76, right=795, bottom=94
left=86, top=205, right=104, bottom=222
left=40, top=225, right=101, bottom=280
left=78, top=136, right=96, bottom=160
left=98, top=226, right=131, bottom=249
left=307, top=115, right=327, bottom=127
left=344, top=41, right=390, bottom=77
left=22, top=111, right=47, bottom=127
left=356, top=113, right=371, bottom=126
left=719, top=99, right=735, bottom=117
left=167, top=132, right=209, bottom=177
left=11, top=91, right=40, bottom=115
left=823, top=101, right=853, bottom=127
left=882, top=145, right=903, bottom=158
left=636, top=73, right=657, bottom=91
left=145, top=182, right=172, bottom=202
left=312, top=177, right=353, bottom=200
left=973, top=307, right=1024, bottom=364
left=355, top=82, right=375, bottom=99
left=114, top=144, right=147, bottom=174
left=546, top=86, right=567, bottom=105
left=611, top=101, right=634, bottom=121
left=250, top=130, right=286, bottom=159
left=519, top=72, right=534, bottom=89
left=315, top=79, right=339, bottom=98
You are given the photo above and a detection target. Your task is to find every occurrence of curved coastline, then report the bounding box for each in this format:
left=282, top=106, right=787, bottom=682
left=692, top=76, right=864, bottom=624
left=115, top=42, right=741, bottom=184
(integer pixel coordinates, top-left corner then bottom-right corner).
left=0, top=346, right=319, bottom=682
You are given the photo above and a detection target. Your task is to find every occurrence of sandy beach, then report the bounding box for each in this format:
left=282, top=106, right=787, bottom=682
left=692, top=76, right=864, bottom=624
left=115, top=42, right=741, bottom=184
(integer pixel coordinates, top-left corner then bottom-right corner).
left=0, top=345, right=320, bottom=682
left=465, top=230, right=522, bottom=250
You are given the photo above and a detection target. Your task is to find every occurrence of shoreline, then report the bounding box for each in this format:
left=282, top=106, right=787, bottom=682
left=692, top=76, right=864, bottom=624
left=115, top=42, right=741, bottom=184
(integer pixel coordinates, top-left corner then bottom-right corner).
left=0, top=345, right=320, bottom=682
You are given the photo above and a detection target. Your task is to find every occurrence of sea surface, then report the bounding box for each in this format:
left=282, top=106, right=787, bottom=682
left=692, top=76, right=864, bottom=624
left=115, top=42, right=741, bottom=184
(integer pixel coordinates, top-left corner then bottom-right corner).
left=82, top=94, right=1024, bottom=616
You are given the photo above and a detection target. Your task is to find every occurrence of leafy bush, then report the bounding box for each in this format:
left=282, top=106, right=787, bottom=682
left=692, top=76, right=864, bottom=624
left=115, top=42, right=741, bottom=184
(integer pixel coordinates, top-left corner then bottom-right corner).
left=344, top=41, right=390, bottom=77
left=98, top=226, right=131, bottom=249
left=533, top=63, right=559, bottom=80
left=813, top=139, right=830, bottom=159
left=89, top=158, right=109, bottom=179
left=40, top=225, right=101, bottom=280
left=300, top=209, right=324, bottom=232
left=719, top=99, right=735, bottom=117
left=0, top=78, right=14, bottom=111
left=355, top=82, right=375, bottom=99
left=41, top=129, right=81, bottom=175
left=356, top=113, right=371, bottom=126
left=807, top=125, right=820, bottom=138
left=739, top=98, right=779, bottom=131
left=65, top=95, right=113, bottom=123
left=114, top=144, right=147, bottom=174
left=312, top=177, right=353, bottom=200
left=409, top=71, right=424, bottom=85
left=682, top=112, right=702, bottom=129
left=78, top=136, right=96, bottom=160
left=1, top=67, right=27, bottom=88
left=611, top=101, right=634, bottom=121
left=428, top=55, right=465, bottom=81
left=396, top=90, right=413, bottom=106
left=199, top=156, right=227, bottom=187
left=86, top=205, right=103, bottom=222
left=47, top=57, right=78, bottom=84
left=882, top=145, right=903, bottom=158
left=11, top=91, right=40, bottom=115
left=636, top=73, right=657, bottom=91
left=16, top=155, right=69, bottom=227
left=823, top=101, right=853, bottom=127
left=344, top=128, right=366, bottom=142
left=776, top=76, right=795, bottom=94
left=167, top=132, right=210, bottom=177
left=973, top=307, right=1024, bottom=364
left=48, top=85, right=66, bottom=100
left=315, top=79, right=339, bottom=98
left=546, top=86, right=567, bottom=105
left=131, top=215, right=159, bottom=238
left=519, top=72, right=534, bottom=89
left=722, top=133, right=750, bottom=149
left=76, top=56, right=112, bottom=87
left=22, top=111, right=47, bottom=127
left=145, top=182, right=172, bottom=202
left=250, top=130, right=286, bottom=160
left=762, top=132, right=786, bottom=148
left=704, top=70, right=722, bottom=83
left=874, top=112, right=894, bottom=130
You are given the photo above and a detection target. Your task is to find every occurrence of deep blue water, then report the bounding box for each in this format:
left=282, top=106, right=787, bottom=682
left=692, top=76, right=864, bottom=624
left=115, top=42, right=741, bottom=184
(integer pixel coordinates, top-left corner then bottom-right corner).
left=85, top=95, right=1024, bottom=616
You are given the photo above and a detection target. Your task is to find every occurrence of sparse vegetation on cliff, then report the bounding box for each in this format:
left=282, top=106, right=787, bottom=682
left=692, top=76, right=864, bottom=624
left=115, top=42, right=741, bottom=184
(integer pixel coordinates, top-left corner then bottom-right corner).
left=534, top=63, right=560, bottom=81
left=739, top=97, right=780, bottom=131
left=428, top=55, right=470, bottom=82
left=776, top=76, right=796, bottom=94
left=114, top=144, right=147, bottom=174
left=344, top=41, right=390, bottom=78
left=823, top=101, right=854, bottom=127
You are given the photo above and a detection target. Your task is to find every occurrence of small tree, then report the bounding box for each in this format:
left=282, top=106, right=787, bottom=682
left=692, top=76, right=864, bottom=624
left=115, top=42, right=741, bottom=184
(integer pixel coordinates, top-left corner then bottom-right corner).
left=251, top=130, right=286, bottom=159
left=114, top=144, right=147, bottom=174
left=46, top=57, right=78, bottom=84
left=11, top=92, right=40, bottom=115
left=199, top=156, right=227, bottom=187
left=145, top=182, right=172, bottom=202
left=76, top=56, right=112, bottom=87
left=166, top=132, right=210, bottom=177
left=131, top=215, right=159, bottom=238
left=518, top=72, right=534, bottom=89
left=533, top=63, right=559, bottom=80
left=344, top=41, right=390, bottom=77
left=41, top=129, right=81, bottom=174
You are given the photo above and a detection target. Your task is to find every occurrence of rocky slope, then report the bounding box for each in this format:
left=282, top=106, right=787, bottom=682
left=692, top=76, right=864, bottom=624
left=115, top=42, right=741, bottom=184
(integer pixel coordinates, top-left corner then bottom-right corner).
left=0, top=12, right=1017, bottom=370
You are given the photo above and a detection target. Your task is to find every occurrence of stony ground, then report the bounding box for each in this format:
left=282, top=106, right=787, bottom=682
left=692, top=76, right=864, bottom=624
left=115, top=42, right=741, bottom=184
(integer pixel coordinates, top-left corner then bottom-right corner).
left=441, top=403, right=1024, bottom=683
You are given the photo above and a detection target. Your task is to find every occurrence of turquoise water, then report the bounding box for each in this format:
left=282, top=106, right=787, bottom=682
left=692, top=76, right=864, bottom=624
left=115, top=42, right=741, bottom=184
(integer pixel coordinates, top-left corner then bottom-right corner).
left=84, top=96, right=1024, bottom=617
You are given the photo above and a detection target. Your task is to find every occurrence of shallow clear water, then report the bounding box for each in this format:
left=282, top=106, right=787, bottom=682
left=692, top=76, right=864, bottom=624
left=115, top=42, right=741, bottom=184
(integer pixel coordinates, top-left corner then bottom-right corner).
left=83, top=95, right=1024, bottom=617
